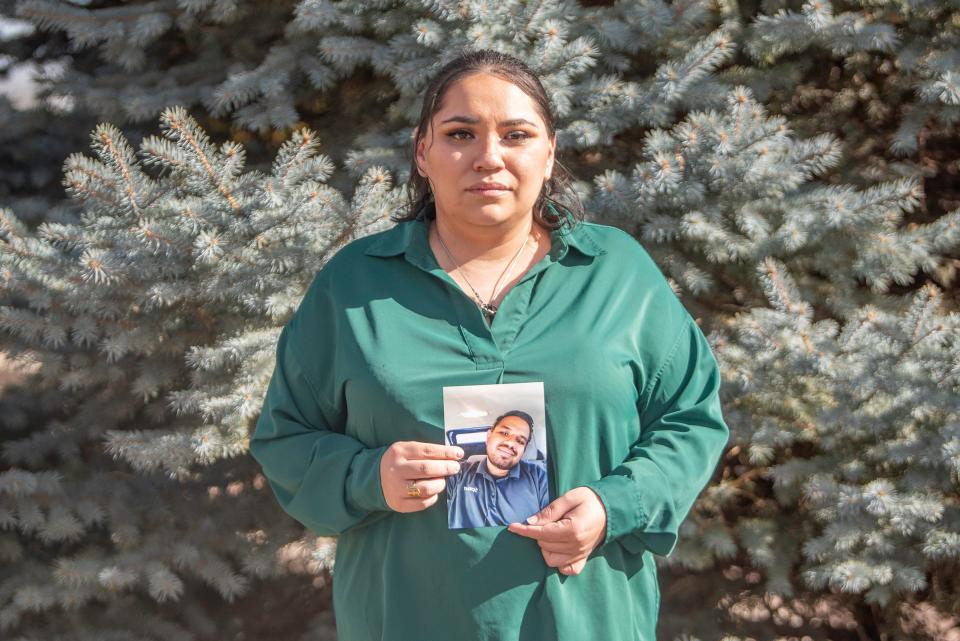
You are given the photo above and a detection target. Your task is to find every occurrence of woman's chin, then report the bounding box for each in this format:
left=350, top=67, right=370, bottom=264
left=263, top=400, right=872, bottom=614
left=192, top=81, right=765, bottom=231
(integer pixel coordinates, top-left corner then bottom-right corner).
left=454, top=203, right=528, bottom=226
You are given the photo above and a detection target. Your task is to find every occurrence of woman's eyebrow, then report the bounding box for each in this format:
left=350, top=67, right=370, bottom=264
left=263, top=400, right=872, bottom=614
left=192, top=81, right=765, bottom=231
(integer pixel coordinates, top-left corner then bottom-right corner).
left=439, top=115, right=538, bottom=127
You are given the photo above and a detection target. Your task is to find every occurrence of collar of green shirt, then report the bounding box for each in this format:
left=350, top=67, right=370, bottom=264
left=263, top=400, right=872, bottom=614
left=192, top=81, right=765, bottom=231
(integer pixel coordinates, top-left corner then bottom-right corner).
left=363, top=202, right=605, bottom=268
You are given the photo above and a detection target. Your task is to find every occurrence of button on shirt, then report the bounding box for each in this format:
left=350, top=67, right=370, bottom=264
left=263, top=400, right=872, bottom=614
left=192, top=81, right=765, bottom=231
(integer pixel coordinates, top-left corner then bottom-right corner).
left=249, top=203, right=730, bottom=641
left=447, top=456, right=549, bottom=529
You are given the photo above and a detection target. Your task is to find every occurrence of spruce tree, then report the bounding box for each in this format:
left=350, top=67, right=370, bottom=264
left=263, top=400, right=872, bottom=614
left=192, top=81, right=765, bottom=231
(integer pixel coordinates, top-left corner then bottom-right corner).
left=2, top=1, right=959, bottom=639
left=1, top=107, right=400, bottom=637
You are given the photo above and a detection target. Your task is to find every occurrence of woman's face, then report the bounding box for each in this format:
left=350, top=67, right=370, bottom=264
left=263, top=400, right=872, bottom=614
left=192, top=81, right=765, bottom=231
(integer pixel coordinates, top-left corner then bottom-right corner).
left=415, top=72, right=556, bottom=230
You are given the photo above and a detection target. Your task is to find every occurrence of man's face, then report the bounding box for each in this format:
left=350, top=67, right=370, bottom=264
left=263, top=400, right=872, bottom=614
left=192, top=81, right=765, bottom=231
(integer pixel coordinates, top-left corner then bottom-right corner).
left=485, top=415, right=531, bottom=471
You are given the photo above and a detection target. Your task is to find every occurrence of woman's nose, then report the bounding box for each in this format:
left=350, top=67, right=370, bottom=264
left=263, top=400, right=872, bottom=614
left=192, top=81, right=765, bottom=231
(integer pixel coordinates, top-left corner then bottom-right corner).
left=473, top=135, right=505, bottom=171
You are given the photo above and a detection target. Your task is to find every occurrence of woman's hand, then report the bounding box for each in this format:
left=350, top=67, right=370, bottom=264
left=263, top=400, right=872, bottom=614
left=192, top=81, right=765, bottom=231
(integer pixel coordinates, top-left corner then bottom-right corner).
left=380, top=441, right=464, bottom=512
left=507, top=486, right=607, bottom=576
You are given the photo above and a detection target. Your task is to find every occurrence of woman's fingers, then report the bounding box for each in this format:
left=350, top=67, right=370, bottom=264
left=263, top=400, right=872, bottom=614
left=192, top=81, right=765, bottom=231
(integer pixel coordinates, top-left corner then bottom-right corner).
left=402, top=477, right=448, bottom=500
left=559, top=559, right=588, bottom=576
left=542, top=549, right=590, bottom=576
left=380, top=441, right=464, bottom=512
left=535, top=538, right=582, bottom=555
left=399, top=493, right=441, bottom=512
left=399, top=441, right=464, bottom=462
left=404, top=441, right=463, bottom=461
left=399, top=458, right=461, bottom=479
left=508, top=487, right=607, bottom=574
left=541, top=549, right=564, bottom=567
left=541, top=548, right=586, bottom=571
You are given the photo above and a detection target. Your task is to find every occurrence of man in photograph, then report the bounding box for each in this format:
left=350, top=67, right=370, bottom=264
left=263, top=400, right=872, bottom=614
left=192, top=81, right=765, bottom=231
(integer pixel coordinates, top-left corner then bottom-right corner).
left=447, top=410, right=549, bottom=529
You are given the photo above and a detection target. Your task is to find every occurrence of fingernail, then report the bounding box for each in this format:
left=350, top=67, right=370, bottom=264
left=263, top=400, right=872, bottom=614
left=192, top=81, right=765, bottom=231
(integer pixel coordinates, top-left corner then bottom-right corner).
left=526, top=515, right=538, bottom=524
left=455, top=448, right=464, bottom=458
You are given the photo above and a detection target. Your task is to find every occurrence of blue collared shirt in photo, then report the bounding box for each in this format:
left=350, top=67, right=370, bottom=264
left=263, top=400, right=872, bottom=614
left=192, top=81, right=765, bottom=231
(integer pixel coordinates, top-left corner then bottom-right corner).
left=446, top=456, right=549, bottom=529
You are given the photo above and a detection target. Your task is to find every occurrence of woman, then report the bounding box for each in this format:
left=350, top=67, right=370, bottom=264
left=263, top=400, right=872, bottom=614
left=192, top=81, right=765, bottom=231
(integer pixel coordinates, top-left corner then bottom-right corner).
left=250, top=49, right=729, bottom=641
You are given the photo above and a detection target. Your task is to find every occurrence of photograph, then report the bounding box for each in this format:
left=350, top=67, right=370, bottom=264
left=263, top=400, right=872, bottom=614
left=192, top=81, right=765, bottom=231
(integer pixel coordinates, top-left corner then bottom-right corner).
left=442, top=381, right=549, bottom=529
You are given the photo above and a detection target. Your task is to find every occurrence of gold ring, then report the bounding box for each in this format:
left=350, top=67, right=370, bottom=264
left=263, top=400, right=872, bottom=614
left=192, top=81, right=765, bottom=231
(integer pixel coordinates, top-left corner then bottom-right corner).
left=406, top=480, right=422, bottom=498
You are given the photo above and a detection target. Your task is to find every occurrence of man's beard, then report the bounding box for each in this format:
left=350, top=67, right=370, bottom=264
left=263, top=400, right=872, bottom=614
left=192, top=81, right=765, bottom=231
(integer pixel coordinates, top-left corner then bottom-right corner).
left=489, top=450, right=517, bottom=470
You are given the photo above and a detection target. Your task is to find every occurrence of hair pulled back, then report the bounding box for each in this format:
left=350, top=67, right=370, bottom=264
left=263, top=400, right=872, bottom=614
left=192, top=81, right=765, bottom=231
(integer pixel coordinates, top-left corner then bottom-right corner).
left=393, top=48, right=584, bottom=230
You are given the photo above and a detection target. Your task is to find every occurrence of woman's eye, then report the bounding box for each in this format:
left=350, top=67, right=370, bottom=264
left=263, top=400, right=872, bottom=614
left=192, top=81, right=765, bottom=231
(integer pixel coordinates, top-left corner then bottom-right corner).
left=445, top=130, right=532, bottom=142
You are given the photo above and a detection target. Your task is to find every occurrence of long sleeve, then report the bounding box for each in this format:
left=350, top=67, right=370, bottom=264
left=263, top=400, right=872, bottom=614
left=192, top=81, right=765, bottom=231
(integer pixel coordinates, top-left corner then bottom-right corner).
left=248, top=275, right=391, bottom=536
left=584, top=313, right=730, bottom=557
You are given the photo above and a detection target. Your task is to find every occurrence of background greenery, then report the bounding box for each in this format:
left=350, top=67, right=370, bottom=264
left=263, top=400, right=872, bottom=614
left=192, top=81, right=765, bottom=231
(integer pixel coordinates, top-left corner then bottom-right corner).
left=1, top=0, right=958, bottom=639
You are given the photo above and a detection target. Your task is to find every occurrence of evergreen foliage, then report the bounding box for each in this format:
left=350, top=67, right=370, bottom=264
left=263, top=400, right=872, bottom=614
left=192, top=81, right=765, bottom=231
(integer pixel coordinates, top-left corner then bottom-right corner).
left=1, top=106, right=398, bottom=636
left=743, top=0, right=960, bottom=161
left=0, top=80, right=94, bottom=228
left=1, top=0, right=959, bottom=639
left=708, top=262, right=958, bottom=633
left=590, top=84, right=960, bottom=315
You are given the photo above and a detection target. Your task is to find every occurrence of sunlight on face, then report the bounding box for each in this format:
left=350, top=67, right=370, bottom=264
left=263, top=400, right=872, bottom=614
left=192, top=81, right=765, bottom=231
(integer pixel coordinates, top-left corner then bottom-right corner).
left=416, top=72, right=556, bottom=230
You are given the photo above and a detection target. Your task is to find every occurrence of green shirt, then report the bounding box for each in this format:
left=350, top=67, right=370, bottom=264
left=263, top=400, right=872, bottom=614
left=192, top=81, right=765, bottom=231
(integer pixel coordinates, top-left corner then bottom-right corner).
left=249, top=205, right=730, bottom=641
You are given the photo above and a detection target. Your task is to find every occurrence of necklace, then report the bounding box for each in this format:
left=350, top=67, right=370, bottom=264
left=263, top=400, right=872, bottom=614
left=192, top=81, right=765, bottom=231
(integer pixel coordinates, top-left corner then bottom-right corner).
left=433, top=222, right=534, bottom=323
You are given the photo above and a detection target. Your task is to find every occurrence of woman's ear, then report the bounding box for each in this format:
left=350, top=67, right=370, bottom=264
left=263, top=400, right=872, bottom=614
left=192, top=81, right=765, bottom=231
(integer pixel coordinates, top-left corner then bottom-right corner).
left=413, top=127, right=428, bottom=177
left=544, top=135, right=557, bottom=181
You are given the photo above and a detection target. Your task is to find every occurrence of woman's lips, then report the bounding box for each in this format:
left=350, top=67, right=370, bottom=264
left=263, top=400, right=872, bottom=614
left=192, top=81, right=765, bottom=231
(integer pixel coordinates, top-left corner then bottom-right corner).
left=468, top=187, right=509, bottom=197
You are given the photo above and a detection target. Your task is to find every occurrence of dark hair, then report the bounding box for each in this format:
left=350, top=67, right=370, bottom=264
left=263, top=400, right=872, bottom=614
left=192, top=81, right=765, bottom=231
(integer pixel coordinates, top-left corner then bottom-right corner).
left=392, top=48, right=584, bottom=230
left=491, top=410, right=535, bottom=436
